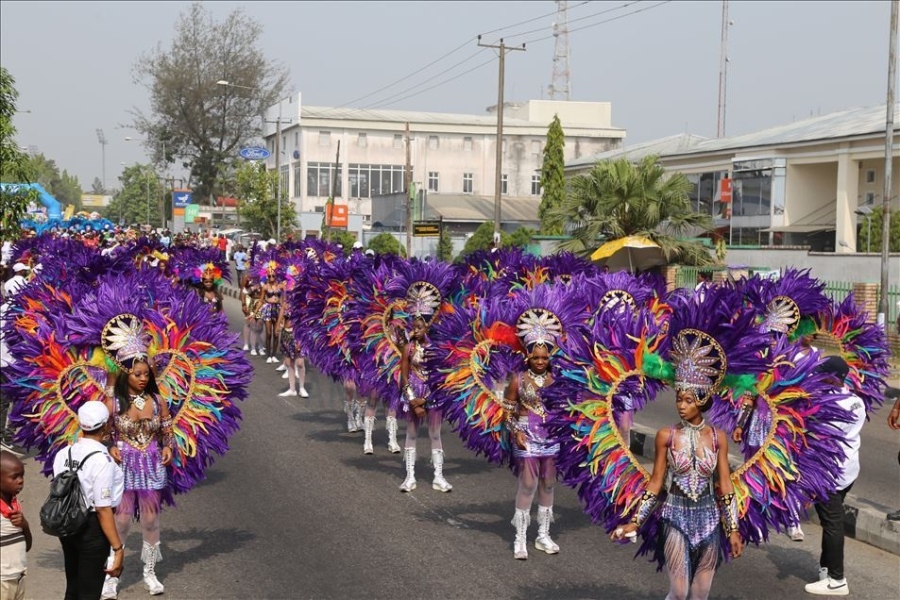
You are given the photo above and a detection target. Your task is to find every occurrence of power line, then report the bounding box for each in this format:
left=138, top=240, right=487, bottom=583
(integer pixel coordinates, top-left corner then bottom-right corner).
left=332, top=2, right=594, bottom=112
left=366, top=54, right=498, bottom=110
left=501, top=0, right=643, bottom=41
left=520, top=0, right=673, bottom=45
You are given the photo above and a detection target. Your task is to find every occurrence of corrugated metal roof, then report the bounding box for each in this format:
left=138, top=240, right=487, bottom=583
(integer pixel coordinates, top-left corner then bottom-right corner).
left=565, top=133, right=707, bottom=169
left=681, top=103, right=898, bottom=155
left=566, top=103, right=898, bottom=169
left=302, top=106, right=539, bottom=128
left=425, top=194, right=540, bottom=223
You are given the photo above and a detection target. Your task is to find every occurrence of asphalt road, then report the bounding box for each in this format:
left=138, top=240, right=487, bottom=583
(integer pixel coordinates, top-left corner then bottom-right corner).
left=16, top=297, right=900, bottom=599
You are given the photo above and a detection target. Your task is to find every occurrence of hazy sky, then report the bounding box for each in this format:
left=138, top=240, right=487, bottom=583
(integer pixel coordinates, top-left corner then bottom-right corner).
left=0, top=1, right=895, bottom=190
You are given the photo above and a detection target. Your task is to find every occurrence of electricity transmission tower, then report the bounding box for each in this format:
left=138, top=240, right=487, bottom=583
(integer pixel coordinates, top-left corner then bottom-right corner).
left=548, top=0, right=571, bottom=100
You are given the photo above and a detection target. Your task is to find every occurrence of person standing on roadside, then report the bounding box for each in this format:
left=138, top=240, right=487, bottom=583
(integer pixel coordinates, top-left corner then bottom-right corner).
left=233, top=245, right=248, bottom=286
left=885, top=387, right=900, bottom=521
left=804, top=356, right=865, bottom=597
left=1, top=451, right=32, bottom=600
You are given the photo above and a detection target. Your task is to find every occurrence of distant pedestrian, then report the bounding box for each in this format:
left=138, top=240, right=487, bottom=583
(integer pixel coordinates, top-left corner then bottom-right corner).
left=233, top=245, right=248, bottom=284
left=885, top=387, right=900, bottom=522
left=1, top=450, right=32, bottom=600
left=804, top=356, right=865, bottom=597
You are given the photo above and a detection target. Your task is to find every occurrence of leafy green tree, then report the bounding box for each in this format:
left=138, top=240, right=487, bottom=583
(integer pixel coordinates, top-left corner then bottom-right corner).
left=547, top=155, right=715, bottom=266
left=857, top=206, right=900, bottom=253
left=234, top=161, right=294, bottom=239
left=368, top=232, right=406, bottom=257
left=460, top=221, right=509, bottom=257
left=437, top=226, right=454, bottom=262
left=131, top=2, right=289, bottom=205
left=539, top=115, right=566, bottom=235
left=328, top=230, right=357, bottom=255
left=105, top=164, right=163, bottom=227
left=19, top=153, right=83, bottom=210
left=0, top=66, right=36, bottom=239
left=507, top=226, right=536, bottom=249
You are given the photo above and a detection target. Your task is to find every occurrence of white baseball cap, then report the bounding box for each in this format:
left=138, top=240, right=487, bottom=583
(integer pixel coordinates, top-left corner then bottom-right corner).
left=77, top=401, right=110, bottom=432
left=352, top=241, right=363, bottom=249
left=12, top=262, right=29, bottom=272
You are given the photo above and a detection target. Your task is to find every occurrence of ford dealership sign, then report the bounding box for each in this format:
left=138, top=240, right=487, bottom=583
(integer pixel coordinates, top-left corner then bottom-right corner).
left=239, top=146, right=271, bottom=160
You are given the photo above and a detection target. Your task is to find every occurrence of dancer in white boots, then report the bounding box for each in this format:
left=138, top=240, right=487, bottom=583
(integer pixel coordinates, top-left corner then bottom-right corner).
left=502, top=308, right=563, bottom=560
left=276, top=296, right=307, bottom=397
left=343, top=379, right=361, bottom=432
left=361, top=388, right=401, bottom=456
left=397, top=283, right=451, bottom=493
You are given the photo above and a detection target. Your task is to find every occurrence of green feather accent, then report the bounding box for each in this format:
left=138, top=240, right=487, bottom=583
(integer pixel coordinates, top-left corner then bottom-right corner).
left=642, top=351, right=674, bottom=382
left=722, top=373, right=759, bottom=398
left=789, top=317, right=816, bottom=341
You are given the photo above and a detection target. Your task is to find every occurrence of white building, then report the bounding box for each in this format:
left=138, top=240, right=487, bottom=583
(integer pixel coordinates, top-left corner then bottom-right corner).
left=263, top=95, right=625, bottom=236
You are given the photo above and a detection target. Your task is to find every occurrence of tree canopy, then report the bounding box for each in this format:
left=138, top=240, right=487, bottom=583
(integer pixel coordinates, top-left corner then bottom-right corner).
left=367, top=232, right=405, bottom=257
left=25, top=153, right=83, bottom=209
left=547, top=155, right=715, bottom=266
left=131, top=2, right=289, bottom=206
left=857, top=206, right=900, bottom=253
left=0, top=66, right=36, bottom=239
left=234, top=161, right=295, bottom=239
left=104, top=164, right=163, bottom=227
left=538, top=114, right=565, bottom=235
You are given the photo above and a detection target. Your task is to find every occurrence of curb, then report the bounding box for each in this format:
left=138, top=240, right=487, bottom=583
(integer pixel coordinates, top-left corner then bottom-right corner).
left=627, top=422, right=900, bottom=556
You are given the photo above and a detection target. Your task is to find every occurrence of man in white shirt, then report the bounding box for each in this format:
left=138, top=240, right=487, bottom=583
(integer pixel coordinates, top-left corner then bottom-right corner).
left=2, top=264, right=29, bottom=298
left=804, top=356, right=865, bottom=597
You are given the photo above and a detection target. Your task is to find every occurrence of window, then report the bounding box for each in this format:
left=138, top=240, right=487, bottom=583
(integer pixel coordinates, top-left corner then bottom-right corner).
left=358, top=132, right=367, bottom=148
left=279, top=165, right=289, bottom=200
left=293, top=164, right=302, bottom=198
left=864, top=192, right=876, bottom=204
left=318, top=131, right=331, bottom=147
left=306, top=162, right=343, bottom=197
left=393, top=134, right=403, bottom=149
left=428, top=171, right=439, bottom=193
left=501, top=174, right=508, bottom=195
left=428, top=135, right=439, bottom=150
left=463, top=137, right=473, bottom=151
left=502, top=139, right=507, bottom=153
left=463, top=173, right=473, bottom=194
left=865, top=169, right=876, bottom=184
left=267, top=139, right=274, bottom=153
left=294, top=132, right=299, bottom=147
left=532, top=140, right=542, bottom=156
left=348, top=164, right=407, bottom=198
left=531, top=175, right=541, bottom=196
left=281, top=135, right=287, bottom=151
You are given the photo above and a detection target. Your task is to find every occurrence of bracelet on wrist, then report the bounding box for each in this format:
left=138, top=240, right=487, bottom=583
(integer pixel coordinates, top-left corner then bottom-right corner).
left=111, top=545, right=124, bottom=552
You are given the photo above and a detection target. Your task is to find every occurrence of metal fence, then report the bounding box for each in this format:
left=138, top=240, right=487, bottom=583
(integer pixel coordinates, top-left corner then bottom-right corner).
left=822, top=280, right=853, bottom=305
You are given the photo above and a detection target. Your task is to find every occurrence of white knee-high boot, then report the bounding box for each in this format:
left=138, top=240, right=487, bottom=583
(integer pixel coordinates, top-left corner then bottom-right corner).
left=386, top=416, right=401, bottom=454
left=512, top=509, right=530, bottom=560
left=399, top=448, right=416, bottom=492
left=363, top=416, right=375, bottom=455
left=535, top=505, right=560, bottom=554
left=431, top=449, right=452, bottom=492
left=142, top=541, right=164, bottom=595
left=344, top=400, right=357, bottom=432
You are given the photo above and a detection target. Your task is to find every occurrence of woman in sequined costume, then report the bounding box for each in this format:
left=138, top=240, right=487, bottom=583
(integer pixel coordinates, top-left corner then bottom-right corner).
left=503, top=339, right=560, bottom=560
left=397, top=315, right=451, bottom=493
left=613, top=388, right=743, bottom=600
left=276, top=291, right=308, bottom=398
left=240, top=274, right=263, bottom=354
left=258, top=264, right=284, bottom=362
left=102, top=355, right=174, bottom=598
left=196, top=270, right=223, bottom=313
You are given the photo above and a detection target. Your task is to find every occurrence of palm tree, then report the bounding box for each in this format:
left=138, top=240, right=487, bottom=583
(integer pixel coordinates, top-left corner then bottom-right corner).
left=547, top=155, right=715, bottom=266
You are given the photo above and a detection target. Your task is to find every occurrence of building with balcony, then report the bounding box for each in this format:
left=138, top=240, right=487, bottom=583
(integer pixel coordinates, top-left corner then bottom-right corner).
left=565, top=103, right=899, bottom=253
left=262, top=95, right=625, bottom=237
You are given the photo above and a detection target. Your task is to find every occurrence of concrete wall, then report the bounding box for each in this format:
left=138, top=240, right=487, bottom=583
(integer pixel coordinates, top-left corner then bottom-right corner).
left=724, top=247, right=899, bottom=283
left=784, top=162, right=836, bottom=224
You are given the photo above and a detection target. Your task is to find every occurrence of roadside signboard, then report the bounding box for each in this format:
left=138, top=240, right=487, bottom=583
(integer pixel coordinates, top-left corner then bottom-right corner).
left=173, top=190, right=192, bottom=208
left=413, top=220, right=441, bottom=237
left=239, top=147, right=271, bottom=160
left=325, top=203, right=348, bottom=228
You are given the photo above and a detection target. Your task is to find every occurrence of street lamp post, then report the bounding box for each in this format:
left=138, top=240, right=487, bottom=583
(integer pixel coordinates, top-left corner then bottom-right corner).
left=855, top=205, right=874, bottom=254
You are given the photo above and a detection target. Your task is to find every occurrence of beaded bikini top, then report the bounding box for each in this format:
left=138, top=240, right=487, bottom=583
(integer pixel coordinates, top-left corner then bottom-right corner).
left=115, top=398, right=161, bottom=450
left=667, top=421, right=718, bottom=501
left=409, top=339, right=428, bottom=382
left=516, top=372, right=548, bottom=419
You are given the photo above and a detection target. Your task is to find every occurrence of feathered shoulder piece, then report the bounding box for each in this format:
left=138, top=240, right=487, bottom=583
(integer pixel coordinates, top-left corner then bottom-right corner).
left=385, top=258, right=457, bottom=327
left=540, top=251, right=600, bottom=285
left=169, top=246, right=231, bottom=284
left=742, top=269, right=829, bottom=339
left=811, top=295, right=889, bottom=415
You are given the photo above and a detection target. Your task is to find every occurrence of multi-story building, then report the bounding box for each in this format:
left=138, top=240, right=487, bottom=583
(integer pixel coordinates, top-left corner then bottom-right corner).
left=262, top=95, right=624, bottom=235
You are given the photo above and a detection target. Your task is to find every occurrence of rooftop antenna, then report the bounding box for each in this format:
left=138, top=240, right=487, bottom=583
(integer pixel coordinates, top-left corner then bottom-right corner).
left=548, top=1, right=571, bottom=100
left=716, top=1, right=733, bottom=137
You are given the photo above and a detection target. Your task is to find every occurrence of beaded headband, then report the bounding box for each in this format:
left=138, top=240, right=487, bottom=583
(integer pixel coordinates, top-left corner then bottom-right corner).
left=101, top=313, right=149, bottom=373
left=670, top=328, right=727, bottom=407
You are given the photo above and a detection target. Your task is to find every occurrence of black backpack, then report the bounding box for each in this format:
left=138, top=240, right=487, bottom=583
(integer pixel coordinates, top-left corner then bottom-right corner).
left=40, top=448, right=103, bottom=537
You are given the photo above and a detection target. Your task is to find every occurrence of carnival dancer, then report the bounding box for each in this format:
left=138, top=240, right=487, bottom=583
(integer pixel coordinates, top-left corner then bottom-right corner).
left=193, top=263, right=224, bottom=313
left=276, top=269, right=308, bottom=398
left=101, top=316, right=174, bottom=598
left=397, top=291, right=451, bottom=492
left=502, top=307, right=563, bottom=560
left=258, top=261, right=283, bottom=362
left=239, top=273, right=263, bottom=354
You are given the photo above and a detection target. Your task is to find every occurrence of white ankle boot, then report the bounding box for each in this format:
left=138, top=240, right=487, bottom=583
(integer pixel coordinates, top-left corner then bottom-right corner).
left=512, top=509, right=530, bottom=560
left=363, top=416, right=375, bottom=455
left=386, top=416, right=401, bottom=453
left=431, top=449, right=452, bottom=492
left=346, top=401, right=359, bottom=432
left=101, top=547, right=120, bottom=599
left=535, top=505, right=560, bottom=554
left=141, top=541, right=164, bottom=595
left=399, top=448, right=416, bottom=492
left=355, top=401, right=366, bottom=431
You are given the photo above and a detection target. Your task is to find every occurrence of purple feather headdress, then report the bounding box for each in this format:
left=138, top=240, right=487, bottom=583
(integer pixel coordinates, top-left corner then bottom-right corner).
left=742, top=269, right=829, bottom=339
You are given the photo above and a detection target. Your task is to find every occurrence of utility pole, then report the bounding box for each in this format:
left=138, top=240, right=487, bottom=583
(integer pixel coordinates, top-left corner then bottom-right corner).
left=405, top=121, right=412, bottom=257
left=879, top=0, right=898, bottom=329
left=478, top=36, right=526, bottom=242
left=716, top=1, right=731, bottom=138
left=275, top=110, right=282, bottom=242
